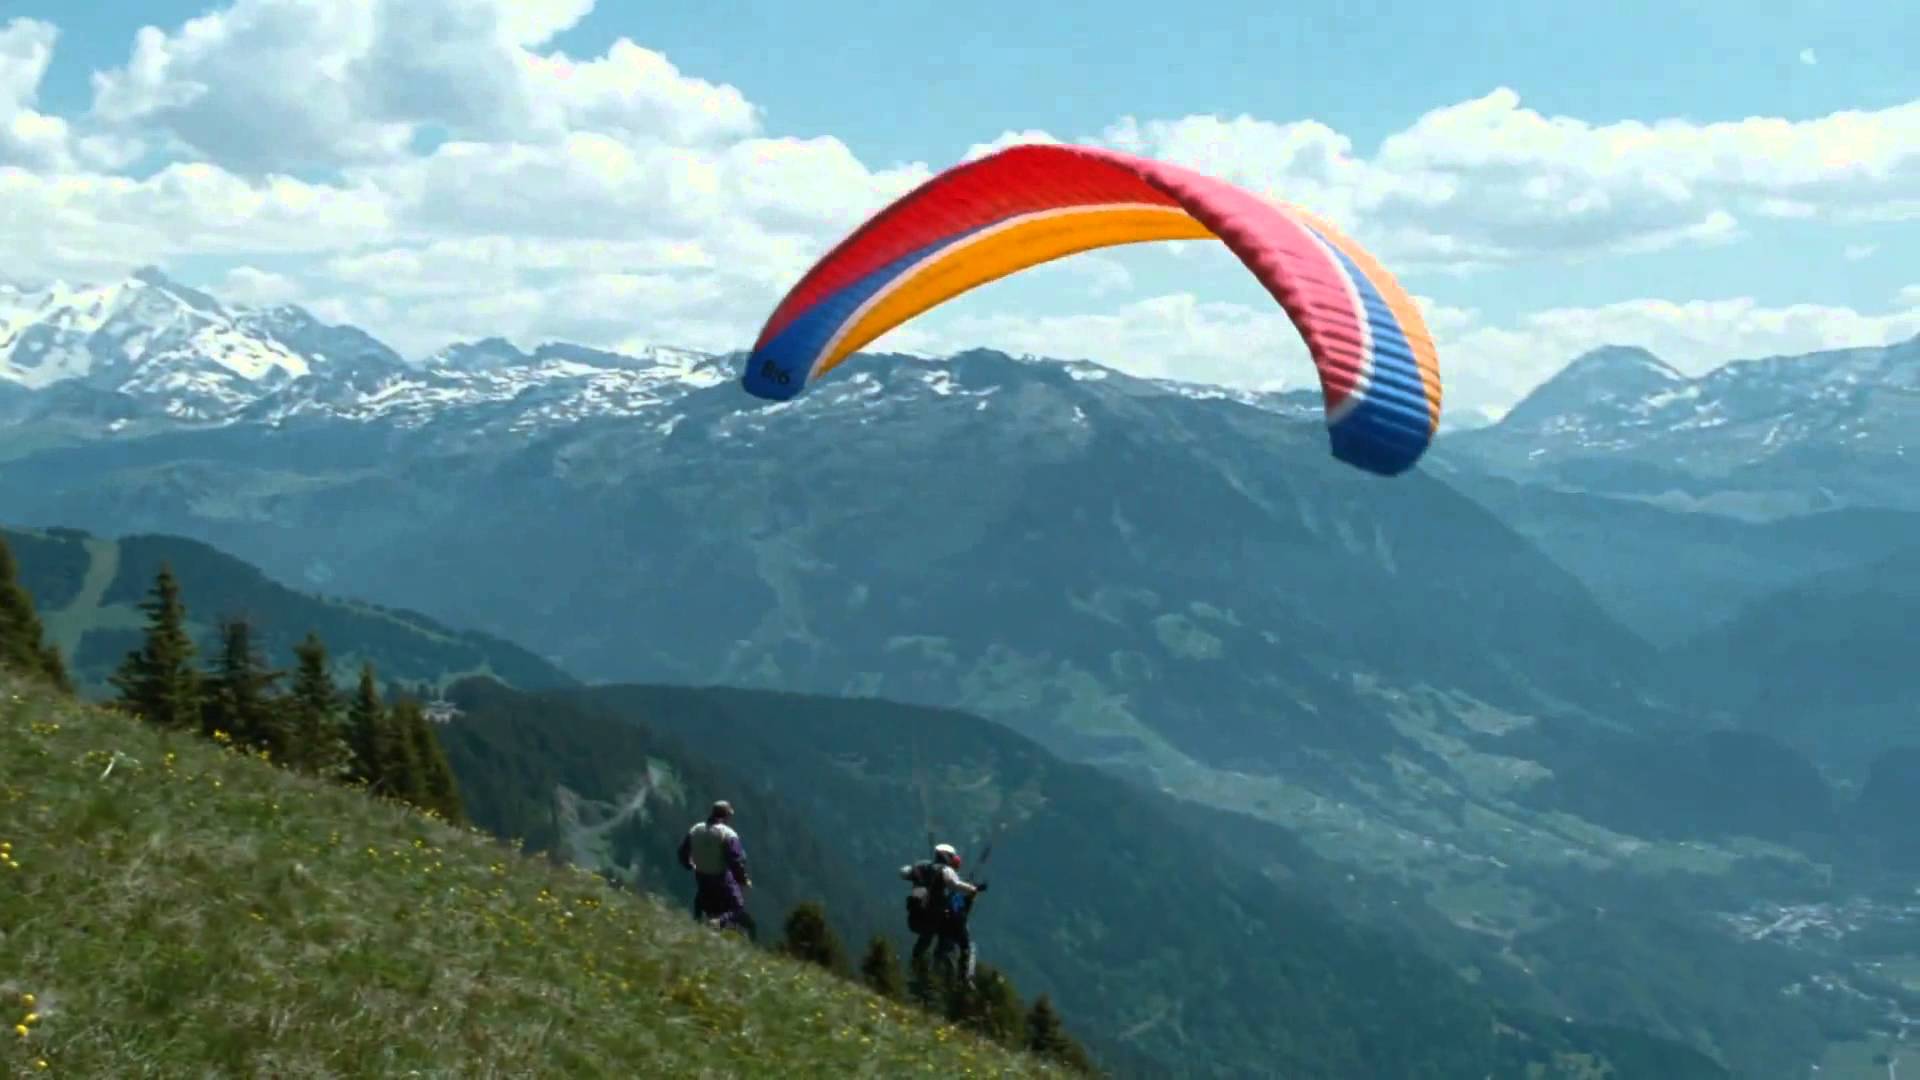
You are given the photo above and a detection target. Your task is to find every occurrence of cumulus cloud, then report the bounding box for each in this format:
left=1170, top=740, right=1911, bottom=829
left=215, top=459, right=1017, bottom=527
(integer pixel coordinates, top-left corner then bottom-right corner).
left=961, top=129, right=1063, bottom=161
left=956, top=89, right=1920, bottom=271
left=1188, top=90, right=1911, bottom=262
left=11, top=2, right=920, bottom=315
left=87, top=0, right=749, bottom=174
left=0, top=165, right=391, bottom=280
left=0, top=18, right=74, bottom=170
left=218, top=265, right=304, bottom=306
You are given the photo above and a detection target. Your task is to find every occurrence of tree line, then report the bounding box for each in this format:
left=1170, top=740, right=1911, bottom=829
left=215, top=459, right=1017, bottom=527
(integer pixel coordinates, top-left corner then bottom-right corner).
left=0, top=535, right=462, bottom=823
left=107, top=561, right=465, bottom=821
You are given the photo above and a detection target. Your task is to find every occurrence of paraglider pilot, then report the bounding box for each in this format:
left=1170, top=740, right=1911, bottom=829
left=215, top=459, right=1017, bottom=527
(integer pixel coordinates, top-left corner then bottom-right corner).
left=679, top=799, right=752, bottom=934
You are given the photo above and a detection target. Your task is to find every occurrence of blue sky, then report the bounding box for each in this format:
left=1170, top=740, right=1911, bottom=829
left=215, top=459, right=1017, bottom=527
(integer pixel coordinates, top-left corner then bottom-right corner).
left=3, top=0, right=1917, bottom=421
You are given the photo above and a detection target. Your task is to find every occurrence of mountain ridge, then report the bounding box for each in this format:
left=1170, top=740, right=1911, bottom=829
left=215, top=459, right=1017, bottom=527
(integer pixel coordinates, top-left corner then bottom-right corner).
left=1436, top=331, right=1920, bottom=518
left=1, top=523, right=579, bottom=695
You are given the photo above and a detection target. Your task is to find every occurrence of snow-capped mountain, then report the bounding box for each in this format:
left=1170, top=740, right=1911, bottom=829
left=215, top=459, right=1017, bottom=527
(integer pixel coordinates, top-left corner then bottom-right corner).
left=0, top=267, right=325, bottom=418
left=0, top=268, right=750, bottom=433
left=1438, top=334, right=1920, bottom=517
left=249, top=340, right=743, bottom=432
left=0, top=268, right=1321, bottom=440
left=1492, top=346, right=1690, bottom=444
left=12, top=266, right=1917, bottom=522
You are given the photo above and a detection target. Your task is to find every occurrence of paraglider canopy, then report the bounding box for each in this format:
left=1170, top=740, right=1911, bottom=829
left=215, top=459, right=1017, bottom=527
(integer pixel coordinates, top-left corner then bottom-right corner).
left=739, top=142, right=1442, bottom=476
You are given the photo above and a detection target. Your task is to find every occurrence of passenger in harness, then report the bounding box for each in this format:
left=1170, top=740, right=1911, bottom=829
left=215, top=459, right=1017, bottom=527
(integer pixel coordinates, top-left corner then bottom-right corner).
left=900, top=842, right=987, bottom=984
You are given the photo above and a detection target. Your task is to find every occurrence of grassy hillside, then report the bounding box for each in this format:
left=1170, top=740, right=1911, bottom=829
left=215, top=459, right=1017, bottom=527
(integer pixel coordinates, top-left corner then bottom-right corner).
left=3, top=525, right=576, bottom=695
left=0, top=669, right=1058, bottom=1078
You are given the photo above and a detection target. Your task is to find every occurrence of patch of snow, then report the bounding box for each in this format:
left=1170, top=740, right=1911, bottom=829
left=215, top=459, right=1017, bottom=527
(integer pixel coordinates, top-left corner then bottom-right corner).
left=1639, top=384, right=1702, bottom=411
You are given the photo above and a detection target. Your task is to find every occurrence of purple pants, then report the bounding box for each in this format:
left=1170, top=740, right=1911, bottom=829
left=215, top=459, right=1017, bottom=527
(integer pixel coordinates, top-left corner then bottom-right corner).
left=693, top=872, right=746, bottom=929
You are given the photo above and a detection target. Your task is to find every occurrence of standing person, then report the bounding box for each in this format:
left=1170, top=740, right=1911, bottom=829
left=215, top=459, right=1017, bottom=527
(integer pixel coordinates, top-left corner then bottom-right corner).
left=901, top=842, right=987, bottom=984
left=678, top=800, right=752, bottom=935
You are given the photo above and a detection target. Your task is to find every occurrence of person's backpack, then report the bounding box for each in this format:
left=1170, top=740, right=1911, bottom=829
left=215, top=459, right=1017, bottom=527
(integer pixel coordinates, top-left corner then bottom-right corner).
left=904, top=860, right=943, bottom=935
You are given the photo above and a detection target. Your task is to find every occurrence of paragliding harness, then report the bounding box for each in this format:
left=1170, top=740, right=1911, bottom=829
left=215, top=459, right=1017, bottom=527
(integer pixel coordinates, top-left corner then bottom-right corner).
left=904, top=860, right=946, bottom=936
left=904, top=831, right=996, bottom=937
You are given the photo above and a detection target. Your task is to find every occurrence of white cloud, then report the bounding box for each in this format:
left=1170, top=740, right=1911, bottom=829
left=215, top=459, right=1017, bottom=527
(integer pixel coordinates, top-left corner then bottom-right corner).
left=953, top=89, right=1920, bottom=273
left=1846, top=243, right=1879, bottom=261
left=91, top=4, right=410, bottom=173
left=1800, top=48, right=1818, bottom=66
left=0, top=165, right=391, bottom=281
left=0, top=18, right=74, bottom=170
left=1065, top=254, right=1135, bottom=298
left=1354, top=89, right=1920, bottom=259
left=962, top=129, right=1062, bottom=162
left=517, top=40, right=759, bottom=147
left=17, top=0, right=923, bottom=349
left=88, top=0, right=748, bottom=175
left=218, top=265, right=303, bottom=306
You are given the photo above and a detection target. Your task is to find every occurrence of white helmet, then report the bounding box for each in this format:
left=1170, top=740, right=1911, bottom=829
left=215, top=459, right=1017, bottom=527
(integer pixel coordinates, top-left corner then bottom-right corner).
left=933, top=843, right=961, bottom=868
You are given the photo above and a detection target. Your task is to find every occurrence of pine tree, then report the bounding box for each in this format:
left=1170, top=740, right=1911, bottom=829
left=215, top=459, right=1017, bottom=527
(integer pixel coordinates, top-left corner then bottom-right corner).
left=0, top=535, right=68, bottom=690
left=202, top=616, right=284, bottom=754
left=1026, top=993, right=1096, bottom=1073
left=424, top=739, right=465, bottom=822
left=346, top=662, right=384, bottom=787
left=395, top=696, right=464, bottom=821
left=384, top=697, right=429, bottom=804
left=1025, top=992, right=1067, bottom=1054
left=286, top=632, right=350, bottom=776
left=779, top=901, right=848, bottom=976
left=109, top=564, right=202, bottom=730
left=859, top=935, right=905, bottom=1000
